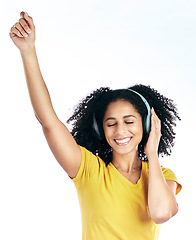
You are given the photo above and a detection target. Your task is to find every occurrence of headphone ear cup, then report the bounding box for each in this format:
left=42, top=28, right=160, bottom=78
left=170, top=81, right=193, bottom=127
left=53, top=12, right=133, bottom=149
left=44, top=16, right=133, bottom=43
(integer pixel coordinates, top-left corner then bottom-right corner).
left=142, top=118, right=147, bottom=135
left=145, top=112, right=151, bottom=134
left=143, top=113, right=151, bottom=135
left=92, top=113, right=104, bottom=140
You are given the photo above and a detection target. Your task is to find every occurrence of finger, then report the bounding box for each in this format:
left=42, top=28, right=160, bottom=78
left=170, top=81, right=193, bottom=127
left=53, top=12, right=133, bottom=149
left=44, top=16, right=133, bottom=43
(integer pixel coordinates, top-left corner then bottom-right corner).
left=151, top=108, right=161, bottom=132
left=19, top=18, right=31, bottom=33
left=20, top=12, right=34, bottom=30
left=20, top=11, right=26, bottom=18
left=14, top=22, right=29, bottom=38
left=153, top=113, right=160, bottom=125
left=151, top=107, right=157, bottom=116
left=10, top=26, right=23, bottom=38
left=151, top=108, right=160, bottom=122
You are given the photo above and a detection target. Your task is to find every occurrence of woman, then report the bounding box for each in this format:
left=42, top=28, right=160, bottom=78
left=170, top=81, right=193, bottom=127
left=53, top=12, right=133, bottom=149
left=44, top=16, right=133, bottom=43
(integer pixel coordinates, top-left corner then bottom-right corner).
left=10, top=12, right=182, bottom=240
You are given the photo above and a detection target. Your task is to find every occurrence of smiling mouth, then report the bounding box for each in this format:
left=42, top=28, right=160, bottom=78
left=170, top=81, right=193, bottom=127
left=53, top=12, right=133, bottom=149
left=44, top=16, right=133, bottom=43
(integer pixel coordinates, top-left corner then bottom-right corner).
left=114, top=137, right=132, bottom=146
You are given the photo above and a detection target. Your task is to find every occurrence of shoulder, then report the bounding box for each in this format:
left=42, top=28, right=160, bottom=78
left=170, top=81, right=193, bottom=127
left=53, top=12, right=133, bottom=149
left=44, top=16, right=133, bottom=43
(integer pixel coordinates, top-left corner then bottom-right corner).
left=161, top=165, right=182, bottom=195
left=143, top=162, right=182, bottom=195
left=161, top=165, right=177, bottom=179
left=72, top=146, right=105, bottom=183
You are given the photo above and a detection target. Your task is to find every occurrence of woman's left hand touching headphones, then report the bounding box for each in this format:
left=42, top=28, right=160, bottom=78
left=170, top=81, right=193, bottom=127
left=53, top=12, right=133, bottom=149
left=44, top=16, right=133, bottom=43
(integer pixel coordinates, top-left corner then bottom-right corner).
left=144, top=108, right=162, bottom=158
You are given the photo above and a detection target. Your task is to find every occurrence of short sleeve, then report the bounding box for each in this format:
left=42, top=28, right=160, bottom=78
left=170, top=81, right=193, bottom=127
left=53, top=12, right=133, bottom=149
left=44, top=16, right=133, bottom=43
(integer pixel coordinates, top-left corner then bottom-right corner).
left=161, top=166, right=182, bottom=195
left=71, top=146, right=100, bottom=188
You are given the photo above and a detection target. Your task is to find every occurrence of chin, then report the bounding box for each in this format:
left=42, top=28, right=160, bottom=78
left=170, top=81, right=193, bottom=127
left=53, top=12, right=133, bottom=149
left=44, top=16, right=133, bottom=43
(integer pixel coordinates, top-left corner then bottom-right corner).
left=111, top=143, right=138, bottom=156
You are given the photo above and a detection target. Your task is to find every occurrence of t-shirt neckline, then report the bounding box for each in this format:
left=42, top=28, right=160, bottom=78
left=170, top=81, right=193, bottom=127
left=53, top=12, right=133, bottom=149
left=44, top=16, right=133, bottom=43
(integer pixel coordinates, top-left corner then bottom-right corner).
left=109, top=160, right=145, bottom=187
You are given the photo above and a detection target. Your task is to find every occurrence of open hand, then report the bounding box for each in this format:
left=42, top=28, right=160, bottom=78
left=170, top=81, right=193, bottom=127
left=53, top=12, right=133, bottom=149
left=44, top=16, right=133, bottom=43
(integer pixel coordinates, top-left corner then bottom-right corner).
left=9, top=12, right=35, bottom=53
left=144, top=108, right=162, bottom=158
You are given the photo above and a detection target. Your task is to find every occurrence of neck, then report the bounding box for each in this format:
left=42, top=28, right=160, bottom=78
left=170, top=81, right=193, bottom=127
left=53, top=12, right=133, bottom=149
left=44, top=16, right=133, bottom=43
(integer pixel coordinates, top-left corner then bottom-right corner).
left=112, top=150, right=141, bottom=172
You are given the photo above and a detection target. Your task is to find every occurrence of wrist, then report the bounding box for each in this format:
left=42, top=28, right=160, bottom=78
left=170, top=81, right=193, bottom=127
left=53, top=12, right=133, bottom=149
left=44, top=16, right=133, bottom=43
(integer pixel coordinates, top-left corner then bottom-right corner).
left=20, top=45, right=36, bottom=57
left=146, top=152, right=159, bottom=162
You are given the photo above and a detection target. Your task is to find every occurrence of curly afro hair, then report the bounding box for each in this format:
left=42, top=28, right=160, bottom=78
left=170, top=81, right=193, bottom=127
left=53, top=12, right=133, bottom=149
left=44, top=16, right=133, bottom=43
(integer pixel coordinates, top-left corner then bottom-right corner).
left=67, top=84, right=181, bottom=166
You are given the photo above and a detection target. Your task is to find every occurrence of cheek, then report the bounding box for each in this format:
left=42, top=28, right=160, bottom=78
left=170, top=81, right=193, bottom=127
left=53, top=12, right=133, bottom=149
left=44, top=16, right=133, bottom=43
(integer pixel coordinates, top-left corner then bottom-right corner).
left=103, top=127, right=116, bottom=146
left=137, top=125, right=144, bottom=139
left=133, top=123, right=142, bottom=132
left=129, top=123, right=143, bottom=138
left=103, top=126, right=112, bottom=139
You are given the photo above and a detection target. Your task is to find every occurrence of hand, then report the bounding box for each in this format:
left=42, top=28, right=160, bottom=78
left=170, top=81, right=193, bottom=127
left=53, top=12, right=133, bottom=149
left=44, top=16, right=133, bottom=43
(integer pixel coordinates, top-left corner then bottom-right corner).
left=9, top=12, right=35, bottom=54
left=144, top=108, right=162, bottom=158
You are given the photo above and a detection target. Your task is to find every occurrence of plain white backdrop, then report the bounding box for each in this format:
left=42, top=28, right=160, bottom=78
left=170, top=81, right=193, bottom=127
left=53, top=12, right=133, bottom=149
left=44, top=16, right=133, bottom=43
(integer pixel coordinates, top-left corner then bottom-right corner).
left=1, top=0, right=195, bottom=239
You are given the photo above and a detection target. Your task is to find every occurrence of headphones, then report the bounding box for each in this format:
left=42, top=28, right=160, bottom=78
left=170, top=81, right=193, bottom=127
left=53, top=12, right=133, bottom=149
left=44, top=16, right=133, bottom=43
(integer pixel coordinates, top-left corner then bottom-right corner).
left=92, top=89, right=151, bottom=140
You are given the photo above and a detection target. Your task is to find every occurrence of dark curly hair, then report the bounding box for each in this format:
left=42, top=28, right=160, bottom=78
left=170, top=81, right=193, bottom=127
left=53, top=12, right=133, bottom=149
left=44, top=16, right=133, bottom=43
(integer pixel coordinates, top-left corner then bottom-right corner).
left=67, top=84, right=181, bottom=166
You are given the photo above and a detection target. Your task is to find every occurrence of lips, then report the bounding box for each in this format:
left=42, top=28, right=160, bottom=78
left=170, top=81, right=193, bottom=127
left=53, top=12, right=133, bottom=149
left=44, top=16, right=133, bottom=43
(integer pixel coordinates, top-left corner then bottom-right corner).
left=114, top=137, right=132, bottom=146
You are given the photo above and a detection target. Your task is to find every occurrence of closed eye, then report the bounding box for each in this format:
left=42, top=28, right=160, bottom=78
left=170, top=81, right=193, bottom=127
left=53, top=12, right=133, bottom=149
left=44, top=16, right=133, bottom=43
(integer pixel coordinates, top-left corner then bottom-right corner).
left=107, top=122, right=133, bottom=127
left=107, top=123, right=116, bottom=127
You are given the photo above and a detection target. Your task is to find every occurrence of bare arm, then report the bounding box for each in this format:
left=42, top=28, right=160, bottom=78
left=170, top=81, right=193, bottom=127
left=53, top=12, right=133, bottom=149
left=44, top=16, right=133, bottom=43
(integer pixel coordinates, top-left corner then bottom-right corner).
left=145, top=108, right=179, bottom=224
left=10, top=12, right=81, bottom=178
left=147, top=154, right=178, bottom=224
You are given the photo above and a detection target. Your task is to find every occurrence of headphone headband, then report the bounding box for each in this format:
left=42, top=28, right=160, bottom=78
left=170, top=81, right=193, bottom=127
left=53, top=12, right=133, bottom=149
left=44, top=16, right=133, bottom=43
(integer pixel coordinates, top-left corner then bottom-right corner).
left=122, top=88, right=151, bottom=134
left=92, top=88, right=151, bottom=139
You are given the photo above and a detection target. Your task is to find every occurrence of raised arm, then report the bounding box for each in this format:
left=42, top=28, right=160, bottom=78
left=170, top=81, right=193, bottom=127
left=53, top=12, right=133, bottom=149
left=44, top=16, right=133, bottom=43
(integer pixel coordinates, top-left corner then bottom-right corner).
left=144, top=108, right=179, bottom=224
left=9, top=12, right=81, bottom=178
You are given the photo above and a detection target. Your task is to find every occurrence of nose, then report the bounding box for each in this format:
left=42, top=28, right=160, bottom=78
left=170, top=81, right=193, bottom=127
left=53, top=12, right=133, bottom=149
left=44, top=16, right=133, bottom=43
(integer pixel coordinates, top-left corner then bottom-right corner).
left=115, top=122, right=127, bottom=135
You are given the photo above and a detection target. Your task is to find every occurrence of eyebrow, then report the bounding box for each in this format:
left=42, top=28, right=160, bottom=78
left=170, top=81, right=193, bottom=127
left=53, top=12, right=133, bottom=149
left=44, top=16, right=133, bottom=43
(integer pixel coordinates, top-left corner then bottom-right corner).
left=105, top=115, right=136, bottom=122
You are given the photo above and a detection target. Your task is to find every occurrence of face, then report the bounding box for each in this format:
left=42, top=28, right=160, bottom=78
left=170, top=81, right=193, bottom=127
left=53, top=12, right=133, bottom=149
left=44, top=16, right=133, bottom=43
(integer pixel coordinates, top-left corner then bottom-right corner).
left=103, top=99, right=143, bottom=156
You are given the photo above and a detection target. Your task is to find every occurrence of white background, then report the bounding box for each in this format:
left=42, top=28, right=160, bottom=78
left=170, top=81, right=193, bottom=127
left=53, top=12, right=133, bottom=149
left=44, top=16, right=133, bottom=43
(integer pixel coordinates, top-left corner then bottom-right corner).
left=1, top=0, right=195, bottom=239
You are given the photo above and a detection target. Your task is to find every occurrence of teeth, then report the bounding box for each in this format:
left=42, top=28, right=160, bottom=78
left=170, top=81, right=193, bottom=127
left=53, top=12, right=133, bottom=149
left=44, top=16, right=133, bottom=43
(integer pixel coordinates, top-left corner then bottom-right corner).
left=115, top=137, right=131, bottom=144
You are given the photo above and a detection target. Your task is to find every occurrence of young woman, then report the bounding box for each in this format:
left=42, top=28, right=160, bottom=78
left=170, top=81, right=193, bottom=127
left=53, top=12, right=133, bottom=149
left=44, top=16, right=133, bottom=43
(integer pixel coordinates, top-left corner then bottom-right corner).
left=10, top=12, right=182, bottom=240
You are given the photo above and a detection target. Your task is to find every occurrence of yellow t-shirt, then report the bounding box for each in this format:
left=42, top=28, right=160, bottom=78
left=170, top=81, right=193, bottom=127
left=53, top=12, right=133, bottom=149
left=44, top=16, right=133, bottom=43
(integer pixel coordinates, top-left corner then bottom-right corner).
left=72, top=146, right=182, bottom=240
